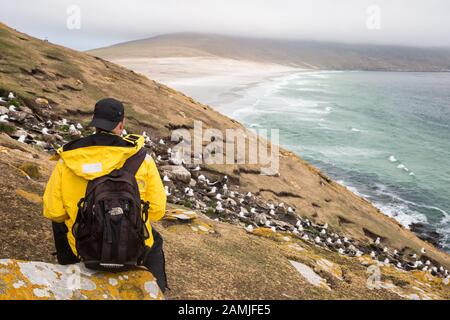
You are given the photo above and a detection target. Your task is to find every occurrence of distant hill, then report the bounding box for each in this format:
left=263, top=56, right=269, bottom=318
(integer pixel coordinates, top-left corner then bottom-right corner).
left=89, top=33, right=450, bottom=72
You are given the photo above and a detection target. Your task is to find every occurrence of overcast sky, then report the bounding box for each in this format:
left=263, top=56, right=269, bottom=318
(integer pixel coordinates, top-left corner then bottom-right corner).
left=1, top=0, right=450, bottom=51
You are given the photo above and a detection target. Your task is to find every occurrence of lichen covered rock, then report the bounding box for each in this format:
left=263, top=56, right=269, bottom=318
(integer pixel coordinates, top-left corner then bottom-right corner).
left=0, top=259, right=163, bottom=300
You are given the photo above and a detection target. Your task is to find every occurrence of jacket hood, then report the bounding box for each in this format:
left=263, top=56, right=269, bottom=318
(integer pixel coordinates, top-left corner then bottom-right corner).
left=54, top=133, right=145, bottom=180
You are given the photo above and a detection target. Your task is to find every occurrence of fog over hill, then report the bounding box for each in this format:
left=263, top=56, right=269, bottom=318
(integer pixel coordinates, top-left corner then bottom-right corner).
left=89, top=33, right=450, bottom=72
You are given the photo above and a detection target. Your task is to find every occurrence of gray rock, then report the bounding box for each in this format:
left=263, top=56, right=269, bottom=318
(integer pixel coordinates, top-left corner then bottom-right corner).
left=9, top=111, right=27, bottom=122
left=253, top=212, right=268, bottom=225
left=240, top=206, right=249, bottom=214
left=225, top=198, right=237, bottom=207
left=160, top=165, right=191, bottom=184
left=0, top=106, right=9, bottom=115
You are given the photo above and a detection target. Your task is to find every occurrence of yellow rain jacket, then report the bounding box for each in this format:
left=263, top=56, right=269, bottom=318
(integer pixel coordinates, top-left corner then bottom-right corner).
left=43, top=133, right=166, bottom=256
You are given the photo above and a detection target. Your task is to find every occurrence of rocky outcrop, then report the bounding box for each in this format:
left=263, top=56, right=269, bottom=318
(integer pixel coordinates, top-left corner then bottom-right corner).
left=160, top=165, right=191, bottom=184
left=0, top=259, right=163, bottom=300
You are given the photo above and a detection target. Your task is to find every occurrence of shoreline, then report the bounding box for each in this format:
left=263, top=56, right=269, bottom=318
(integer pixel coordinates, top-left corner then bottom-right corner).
left=107, top=56, right=448, bottom=252
left=112, top=56, right=305, bottom=107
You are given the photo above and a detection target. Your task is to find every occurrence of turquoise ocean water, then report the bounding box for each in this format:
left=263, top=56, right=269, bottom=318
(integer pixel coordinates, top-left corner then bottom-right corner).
left=217, top=71, right=450, bottom=251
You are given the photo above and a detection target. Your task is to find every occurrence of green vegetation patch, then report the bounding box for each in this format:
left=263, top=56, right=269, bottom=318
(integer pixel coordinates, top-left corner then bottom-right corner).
left=0, top=123, right=16, bottom=134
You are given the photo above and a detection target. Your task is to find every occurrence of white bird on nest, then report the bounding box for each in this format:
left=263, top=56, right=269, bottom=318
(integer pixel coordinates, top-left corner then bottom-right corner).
left=287, top=207, right=294, bottom=213
left=192, top=165, right=201, bottom=172
left=396, top=262, right=402, bottom=268
left=338, top=248, right=344, bottom=255
left=265, top=220, right=271, bottom=227
left=374, top=237, right=381, bottom=245
left=215, top=193, right=222, bottom=200
left=222, top=184, right=228, bottom=191
left=320, top=229, right=326, bottom=235
left=8, top=105, right=16, bottom=112
left=163, top=175, right=171, bottom=182
left=269, top=209, right=275, bottom=216
left=18, top=135, right=26, bottom=143
left=393, top=249, right=398, bottom=255
left=208, top=186, right=217, bottom=195
left=271, top=226, right=276, bottom=233
left=383, top=247, right=388, bottom=253
left=302, top=234, right=309, bottom=241
left=197, top=174, right=206, bottom=182
left=186, top=189, right=194, bottom=197
left=384, top=258, right=389, bottom=264
left=326, top=238, right=333, bottom=244
left=355, top=250, right=363, bottom=257
left=76, top=123, right=83, bottom=130
left=268, top=204, right=275, bottom=210
left=70, top=124, right=80, bottom=135
left=215, top=201, right=224, bottom=213
left=159, top=139, right=165, bottom=145
left=245, top=225, right=254, bottom=233
left=370, top=251, right=376, bottom=258
left=245, top=192, right=252, bottom=198
left=164, top=186, right=171, bottom=196
left=239, top=211, right=245, bottom=218
left=314, top=236, right=321, bottom=244
left=8, top=92, right=15, bottom=99
left=250, top=208, right=257, bottom=214
left=0, top=115, right=8, bottom=122
left=335, top=239, right=342, bottom=245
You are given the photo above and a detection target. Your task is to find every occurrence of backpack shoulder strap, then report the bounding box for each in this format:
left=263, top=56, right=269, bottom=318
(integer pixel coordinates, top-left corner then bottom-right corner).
left=122, top=148, right=147, bottom=176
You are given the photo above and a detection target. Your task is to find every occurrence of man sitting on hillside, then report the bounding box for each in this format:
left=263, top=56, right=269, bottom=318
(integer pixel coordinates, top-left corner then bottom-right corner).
left=43, top=98, right=167, bottom=293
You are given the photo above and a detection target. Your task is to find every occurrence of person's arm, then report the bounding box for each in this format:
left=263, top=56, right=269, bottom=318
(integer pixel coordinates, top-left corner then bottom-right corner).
left=143, top=156, right=167, bottom=222
left=43, top=160, right=68, bottom=222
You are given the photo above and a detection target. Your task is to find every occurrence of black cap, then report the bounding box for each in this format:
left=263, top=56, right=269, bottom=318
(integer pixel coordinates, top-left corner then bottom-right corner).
left=88, top=98, right=124, bottom=131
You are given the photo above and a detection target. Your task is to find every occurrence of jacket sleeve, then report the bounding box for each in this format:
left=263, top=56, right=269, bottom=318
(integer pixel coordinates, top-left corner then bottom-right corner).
left=143, top=157, right=167, bottom=222
left=43, top=160, right=69, bottom=222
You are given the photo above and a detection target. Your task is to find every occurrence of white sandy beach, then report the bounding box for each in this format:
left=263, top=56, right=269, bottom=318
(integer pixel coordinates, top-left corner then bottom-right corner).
left=112, top=56, right=303, bottom=107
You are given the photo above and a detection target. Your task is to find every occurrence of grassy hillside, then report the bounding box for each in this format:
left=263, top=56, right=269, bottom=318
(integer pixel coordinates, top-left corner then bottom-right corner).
left=88, top=33, right=450, bottom=71
left=0, top=22, right=449, bottom=299
left=2, top=132, right=449, bottom=299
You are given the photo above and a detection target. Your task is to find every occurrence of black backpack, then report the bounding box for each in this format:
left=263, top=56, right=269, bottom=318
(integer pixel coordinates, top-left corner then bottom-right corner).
left=72, top=148, right=150, bottom=271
